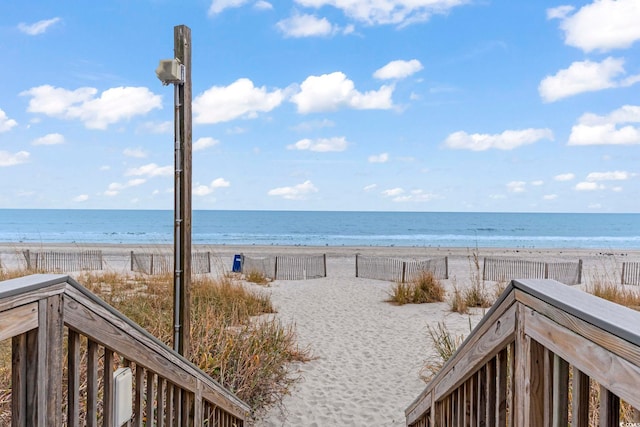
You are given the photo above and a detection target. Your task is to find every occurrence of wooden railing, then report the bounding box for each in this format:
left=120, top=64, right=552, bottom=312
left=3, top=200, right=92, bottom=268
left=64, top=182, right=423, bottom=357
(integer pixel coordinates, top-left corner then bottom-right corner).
left=405, top=278, right=640, bottom=426
left=1, top=274, right=250, bottom=426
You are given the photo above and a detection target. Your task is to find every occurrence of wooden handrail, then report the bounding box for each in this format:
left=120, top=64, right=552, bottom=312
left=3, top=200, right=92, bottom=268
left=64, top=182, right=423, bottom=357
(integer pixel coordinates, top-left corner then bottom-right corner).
left=1, top=274, right=251, bottom=426
left=406, top=278, right=640, bottom=426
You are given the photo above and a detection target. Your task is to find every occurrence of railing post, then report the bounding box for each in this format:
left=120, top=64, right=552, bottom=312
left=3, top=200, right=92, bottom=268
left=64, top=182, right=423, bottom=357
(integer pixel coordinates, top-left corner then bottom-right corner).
left=36, top=294, right=63, bottom=426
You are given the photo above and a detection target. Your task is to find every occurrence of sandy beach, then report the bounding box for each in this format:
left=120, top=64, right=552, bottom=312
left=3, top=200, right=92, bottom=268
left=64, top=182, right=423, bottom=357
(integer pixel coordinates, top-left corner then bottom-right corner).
left=1, top=243, right=638, bottom=425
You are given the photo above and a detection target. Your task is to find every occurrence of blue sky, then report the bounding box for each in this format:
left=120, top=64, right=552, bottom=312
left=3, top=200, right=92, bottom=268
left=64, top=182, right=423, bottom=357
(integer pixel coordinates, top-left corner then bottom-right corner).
left=1, top=0, right=639, bottom=212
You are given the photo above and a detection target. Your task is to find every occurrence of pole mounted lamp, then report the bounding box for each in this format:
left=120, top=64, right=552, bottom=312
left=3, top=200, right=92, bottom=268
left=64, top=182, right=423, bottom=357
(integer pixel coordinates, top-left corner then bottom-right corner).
left=155, top=25, right=192, bottom=358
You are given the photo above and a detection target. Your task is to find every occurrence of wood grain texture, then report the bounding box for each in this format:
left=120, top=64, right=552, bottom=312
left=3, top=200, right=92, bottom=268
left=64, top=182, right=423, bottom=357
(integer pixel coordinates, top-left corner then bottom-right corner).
left=524, top=306, right=640, bottom=408
left=0, top=302, right=38, bottom=342
left=571, top=369, right=590, bottom=427
left=11, top=334, right=27, bottom=427
left=67, top=330, right=80, bottom=427
left=86, top=339, right=98, bottom=427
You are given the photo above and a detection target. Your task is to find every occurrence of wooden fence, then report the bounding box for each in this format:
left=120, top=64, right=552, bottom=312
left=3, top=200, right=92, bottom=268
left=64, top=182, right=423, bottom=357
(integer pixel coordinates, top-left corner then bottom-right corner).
left=405, top=278, right=640, bottom=426
left=482, top=257, right=582, bottom=285
left=240, top=254, right=327, bottom=280
left=130, top=251, right=212, bottom=275
left=22, top=250, right=103, bottom=272
left=0, top=274, right=250, bottom=426
left=355, top=255, right=448, bottom=283
left=622, top=261, right=640, bottom=285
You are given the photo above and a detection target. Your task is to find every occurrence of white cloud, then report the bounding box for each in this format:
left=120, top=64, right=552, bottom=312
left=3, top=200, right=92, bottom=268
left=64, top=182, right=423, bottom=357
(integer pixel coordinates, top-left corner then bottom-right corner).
left=254, top=1, right=273, bottom=10
left=552, top=0, right=640, bottom=52
left=277, top=13, right=336, bottom=38
left=586, top=171, right=632, bottom=181
left=0, top=151, right=30, bottom=167
left=193, top=178, right=230, bottom=197
left=363, top=184, right=377, bottom=191
left=21, top=85, right=161, bottom=129
left=294, top=0, right=468, bottom=26
left=138, top=121, right=172, bottom=134
left=0, top=109, right=17, bottom=132
left=382, top=187, right=404, bottom=197
left=32, top=133, right=64, bottom=146
left=575, top=182, right=605, bottom=191
left=391, top=189, right=436, bottom=202
left=543, top=194, right=558, bottom=200
left=287, top=137, right=348, bottom=152
left=18, top=17, right=61, bottom=35
left=368, top=153, right=389, bottom=163
left=554, top=173, right=575, bottom=181
left=531, top=180, right=544, bottom=186
left=291, top=72, right=394, bottom=113
left=268, top=180, right=318, bottom=200
left=444, top=128, right=553, bottom=151
left=546, top=5, right=574, bottom=20
left=123, top=148, right=147, bottom=158
left=612, top=186, right=623, bottom=192
left=104, top=178, right=147, bottom=196
left=194, top=78, right=284, bottom=124
left=373, top=59, right=423, bottom=80
left=73, top=194, right=89, bottom=202
left=568, top=105, right=640, bottom=145
left=194, top=137, right=220, bottom=151
left=539, top=57, right=639, bottom=102
left=507, top=181, right=526, bottom=193
left=209, top=0, right=250, bottom=15
left=125, top=163, right=173, bottom=177
left=292, top=119, right=335, bottom=132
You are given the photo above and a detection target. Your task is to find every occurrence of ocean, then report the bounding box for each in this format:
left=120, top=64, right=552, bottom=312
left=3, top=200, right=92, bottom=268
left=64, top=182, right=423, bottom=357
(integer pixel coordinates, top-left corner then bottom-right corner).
left=0, top=209, right=639, bottom=249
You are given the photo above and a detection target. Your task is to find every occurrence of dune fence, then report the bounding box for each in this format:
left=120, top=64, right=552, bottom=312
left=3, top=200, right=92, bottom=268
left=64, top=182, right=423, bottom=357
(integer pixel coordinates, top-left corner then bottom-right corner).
left=622, top=261, right=640, bottom=285
left=482, top=257, right=582, bottom=285
left=240, top=254, right=327, bottom=280
left=23, top=249, right=103, bottom=272
left=355, top=255, right=449, bottom=283
left=130, top=251, right=212, bottom=275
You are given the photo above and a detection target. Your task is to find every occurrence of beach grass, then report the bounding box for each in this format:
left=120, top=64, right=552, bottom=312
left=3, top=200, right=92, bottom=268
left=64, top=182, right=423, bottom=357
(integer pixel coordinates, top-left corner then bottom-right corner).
left=244, top=270, right=270, bottom=286
left=587, top=278, right=640, bottom=311
left=388, top=270, right=445, bottom=305
left=0, top=269, right=311, bottom=417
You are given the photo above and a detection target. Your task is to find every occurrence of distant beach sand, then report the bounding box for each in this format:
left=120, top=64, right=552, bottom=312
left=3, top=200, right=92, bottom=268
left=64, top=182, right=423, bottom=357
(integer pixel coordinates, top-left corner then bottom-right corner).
left=1, top=243, right=638, bottom=426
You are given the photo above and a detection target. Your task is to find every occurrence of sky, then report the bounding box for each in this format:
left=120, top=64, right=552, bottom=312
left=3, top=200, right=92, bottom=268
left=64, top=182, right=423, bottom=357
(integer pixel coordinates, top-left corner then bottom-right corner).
left=0, top=0, right=639, bottom=213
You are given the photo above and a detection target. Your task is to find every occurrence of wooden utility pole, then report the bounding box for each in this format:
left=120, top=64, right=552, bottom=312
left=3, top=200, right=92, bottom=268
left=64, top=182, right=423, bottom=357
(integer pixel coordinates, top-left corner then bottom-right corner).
left=173, top=25, right=192, bottom=358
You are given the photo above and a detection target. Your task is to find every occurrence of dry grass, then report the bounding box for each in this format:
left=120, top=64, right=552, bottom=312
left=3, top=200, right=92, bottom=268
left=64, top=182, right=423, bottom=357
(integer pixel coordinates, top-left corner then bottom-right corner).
left=244, top=270, right=270, bottom=286
left=448, top=280, right=468, bottom=314
left=420, top=322, right=466, bottom=382
left=1, top=269, right=311, bottom=417
left=587, top=279, right=640, bottom=311
left=388, top=270, right=445, bottom=305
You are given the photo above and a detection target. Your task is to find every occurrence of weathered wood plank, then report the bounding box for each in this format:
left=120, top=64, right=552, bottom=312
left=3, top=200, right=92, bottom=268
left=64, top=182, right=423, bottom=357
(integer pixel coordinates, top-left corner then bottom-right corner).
left=67, top=329, right=80, bottom=427
left=571, top=369, right=590, bottom=427
left=146, top=371, right=156, bottom=426
left=0, top=302, right=38, bottom=341
left=87, top=339, right=98, bottom=427
left=524, top=306, right=640, bottom=408
left=528, top=338, right=545, bottom=427
left=599, top=386, right=619, bottom=427
left=45, top=295, right=63, bottom=426
left=433, top=302, right=517, bottom=401
left=134, top=364, right=144, bottom=427
left=103, top=348, right=114, bottom=427
left=552, top=354, right=568, bottom=427
left=11, top=334, right=27, bottom=427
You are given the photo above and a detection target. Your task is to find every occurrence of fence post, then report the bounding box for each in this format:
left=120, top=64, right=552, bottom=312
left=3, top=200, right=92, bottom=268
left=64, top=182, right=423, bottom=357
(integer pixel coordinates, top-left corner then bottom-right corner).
left=24, top=250, right=31, bottom=270
left=482, top=257, right=487, bottom=281
left=577, top=259, right=583, bottom=285
left=355, top=254, right=359, bottom=278
left=621, top=262, right=626, bottom=285
left=402, top=261, right=406, bottom=283
left=274, top=256, right=279, bottom=280
left=207, top=251, right=211, bottom=273
left=150, top=253, right=154, bottom=275
left=130, top=251, right=134, bottom=272
left=323, top=253, right=327, bottom=277
left=544, top=263, right=549, bottom=279
left=445, top=256, right=449, bottom=280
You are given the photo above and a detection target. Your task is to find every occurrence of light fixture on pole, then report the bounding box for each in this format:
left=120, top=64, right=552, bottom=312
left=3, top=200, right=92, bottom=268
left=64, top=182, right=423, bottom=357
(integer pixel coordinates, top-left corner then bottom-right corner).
left=155, top=25, right=193, bottom=358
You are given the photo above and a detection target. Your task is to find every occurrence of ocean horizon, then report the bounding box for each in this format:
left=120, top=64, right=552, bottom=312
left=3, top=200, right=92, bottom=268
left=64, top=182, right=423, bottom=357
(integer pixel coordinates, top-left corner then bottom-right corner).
left=1, top=209, right=639, bottom=250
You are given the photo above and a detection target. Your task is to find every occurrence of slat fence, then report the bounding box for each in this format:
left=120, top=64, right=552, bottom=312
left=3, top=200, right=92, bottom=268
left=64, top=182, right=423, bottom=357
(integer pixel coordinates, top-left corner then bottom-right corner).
left=483, top=257, right=582, bottom=285
left=130, top=251, right=211, bottom=275
left=23, top=250, right=103, bottom=272
left=622, top=261, right=640, bottom=285
left=240, top=254, right=326, bottom=280
left=355, top=255, right=448, bottom=282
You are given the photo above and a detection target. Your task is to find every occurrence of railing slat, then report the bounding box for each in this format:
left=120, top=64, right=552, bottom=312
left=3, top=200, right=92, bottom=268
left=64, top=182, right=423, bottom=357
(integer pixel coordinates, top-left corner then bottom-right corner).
left=599, top=386, right=620, bottom=427
left=103, top=348, right=114, bottom=427
left=67, top=329, right=80, bottom=427
left=146, top=371, right=156, bottom=426
left=11, top=334, right=27, bottom=427
left=571, top=369, right=590, bottom=427
left=134, top=365, right=144, bottom=427
left=87, top=339, right=99, bottom=427
left=552, top=354, right=569, bottom=427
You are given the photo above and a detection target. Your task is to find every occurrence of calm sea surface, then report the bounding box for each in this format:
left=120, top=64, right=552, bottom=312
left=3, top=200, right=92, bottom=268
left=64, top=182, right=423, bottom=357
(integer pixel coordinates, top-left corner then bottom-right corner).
left=0, top=209, right=639, bottom=249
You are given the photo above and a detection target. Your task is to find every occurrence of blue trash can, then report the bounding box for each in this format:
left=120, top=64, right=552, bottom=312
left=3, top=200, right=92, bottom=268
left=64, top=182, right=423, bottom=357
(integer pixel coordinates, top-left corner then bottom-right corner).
left=232, top=254, right=242, bottom=272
